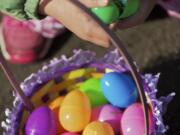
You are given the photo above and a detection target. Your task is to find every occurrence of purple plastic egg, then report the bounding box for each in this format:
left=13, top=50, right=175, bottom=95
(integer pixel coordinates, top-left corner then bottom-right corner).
left=91, top=104, right=123, bottom=134
left=61, top=132, right=79, bottom=135
left=25, top=106, right=57, bottom=135
left=121, top=103, right=153, bottom=135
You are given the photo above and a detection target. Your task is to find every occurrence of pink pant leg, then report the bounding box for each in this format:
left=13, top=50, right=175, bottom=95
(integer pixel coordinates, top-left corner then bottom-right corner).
left=1, top=16, right=64, bottom=64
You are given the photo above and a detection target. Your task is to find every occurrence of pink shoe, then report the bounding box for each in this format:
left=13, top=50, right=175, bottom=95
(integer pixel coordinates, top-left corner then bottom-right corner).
left=158, top=0, right=180, bottom=19
left=0, top=16, right=52, bottom=64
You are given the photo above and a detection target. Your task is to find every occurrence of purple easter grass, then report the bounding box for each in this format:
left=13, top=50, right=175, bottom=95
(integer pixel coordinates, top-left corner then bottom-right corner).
left=1, top=50, right=174, bottom=135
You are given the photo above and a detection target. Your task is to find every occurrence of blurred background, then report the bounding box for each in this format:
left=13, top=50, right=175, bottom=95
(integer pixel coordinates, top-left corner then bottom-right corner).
left=0, top=5, right=180, bottom=134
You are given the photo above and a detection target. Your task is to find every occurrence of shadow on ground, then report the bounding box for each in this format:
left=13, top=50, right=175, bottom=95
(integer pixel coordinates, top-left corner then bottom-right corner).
left=44, top=30, right=72, bottom=59
left=147, top=5, right=168, bottom=21
left=143, top=54, right=180, bottom=135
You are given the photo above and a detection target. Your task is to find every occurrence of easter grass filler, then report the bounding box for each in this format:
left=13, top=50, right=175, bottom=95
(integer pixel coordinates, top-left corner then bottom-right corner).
left=1, top=50, right=174, bottom=135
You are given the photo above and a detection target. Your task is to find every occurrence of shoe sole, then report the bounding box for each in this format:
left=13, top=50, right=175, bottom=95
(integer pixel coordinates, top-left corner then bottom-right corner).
left=0, top=24, right=11, bottom=60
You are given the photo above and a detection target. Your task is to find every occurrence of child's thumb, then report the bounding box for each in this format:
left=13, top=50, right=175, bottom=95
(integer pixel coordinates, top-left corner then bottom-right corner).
left=79, top=0, right=109, bottom=8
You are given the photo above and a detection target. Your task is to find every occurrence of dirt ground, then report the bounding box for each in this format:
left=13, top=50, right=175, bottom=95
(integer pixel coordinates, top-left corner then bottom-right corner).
left=0, top=6, right=180, bottom=134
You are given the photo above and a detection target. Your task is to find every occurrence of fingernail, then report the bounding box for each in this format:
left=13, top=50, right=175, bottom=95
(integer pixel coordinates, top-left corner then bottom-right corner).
left=98, top=0, right=109, bottom=6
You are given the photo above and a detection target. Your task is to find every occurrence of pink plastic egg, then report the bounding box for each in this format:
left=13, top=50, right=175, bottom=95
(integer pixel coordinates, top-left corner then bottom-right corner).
left=121, top=103, right=153, bottom=135
left=91, top=104, right=123, bottom=134
left=61, top=132, right=79, bottom=135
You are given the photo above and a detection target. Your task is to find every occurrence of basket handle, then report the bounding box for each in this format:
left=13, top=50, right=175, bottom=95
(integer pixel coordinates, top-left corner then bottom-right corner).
left=70, top=1, right=149, bottom=135
left=0, top=53, right=34, bottom=111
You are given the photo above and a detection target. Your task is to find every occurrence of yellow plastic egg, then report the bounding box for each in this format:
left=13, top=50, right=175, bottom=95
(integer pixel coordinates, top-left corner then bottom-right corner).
left=83, top=121, right=115, bottom=135
left=59, top=90, right=91, bottom=132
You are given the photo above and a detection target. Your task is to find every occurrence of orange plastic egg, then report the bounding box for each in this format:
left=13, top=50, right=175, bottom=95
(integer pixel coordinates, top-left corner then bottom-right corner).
left=49, top=96, right=64, bottom=110
left=48, top=96, right=65, bottom=134
left=83, top=121, right=115, bottom=135
left=59, top=90, right=91, bottom=132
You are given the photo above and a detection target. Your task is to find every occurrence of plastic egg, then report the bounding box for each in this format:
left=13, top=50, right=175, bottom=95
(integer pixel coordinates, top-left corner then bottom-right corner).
left=119, top=0, right=140, bottom=19
left=25, top=106, right=57, bottom=135
left=80, top=78, right=108, bottom=107
left=48, top=96, right=65, bottom=134
left=49, top=96, right=64, bottom=110
left=91, top=0, right=121, bottom=24
left=83, top=121, right=115, bottom=135
left=100, top=72, right=138, bottom=108
left=91, top=104, right=123, bottom=134
left=121, top=103, right=153, bottom=135
left=60, top=90, right=91, bottom=132
left=61, top=132, right=79, bottom=135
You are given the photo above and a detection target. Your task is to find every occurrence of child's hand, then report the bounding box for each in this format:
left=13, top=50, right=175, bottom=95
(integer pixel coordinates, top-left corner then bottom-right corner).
left=111, top=0, right=157, bottom=29
left=39, top=0, right=111, bottom=47
left=39, top=0, right=156, bottom=47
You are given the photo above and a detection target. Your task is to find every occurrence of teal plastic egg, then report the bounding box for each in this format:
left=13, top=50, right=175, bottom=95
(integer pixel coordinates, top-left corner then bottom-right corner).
left=100, top=72, right=138, bottom=108
left=80, top=78, right=108, bottom=107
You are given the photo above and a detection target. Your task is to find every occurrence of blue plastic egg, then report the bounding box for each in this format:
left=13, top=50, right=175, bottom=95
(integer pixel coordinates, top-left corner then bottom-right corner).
left=100, top=72, right=138, bottom=108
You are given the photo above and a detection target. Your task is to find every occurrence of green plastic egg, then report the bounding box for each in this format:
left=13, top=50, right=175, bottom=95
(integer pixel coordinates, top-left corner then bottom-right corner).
left=91, top=0, right=122, bottom=24
left=91, top=0, right=140, bottom=24
left=119, top=0, right=140, bottom=19
left=80, top=78, right=108, bottom=107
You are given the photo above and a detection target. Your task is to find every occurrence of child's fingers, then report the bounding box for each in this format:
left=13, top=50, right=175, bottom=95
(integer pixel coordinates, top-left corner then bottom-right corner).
left=42, top=0, right=111, bottom=47
left=74, top=12, right=110, bottom=47
left=80, top=20, right=111, bottom=47
left=79, top=0, right=109, bottom=8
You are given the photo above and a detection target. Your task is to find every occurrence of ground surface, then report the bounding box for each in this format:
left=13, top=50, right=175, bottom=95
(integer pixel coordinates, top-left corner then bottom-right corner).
left=0, top=6, right=180, bottom=134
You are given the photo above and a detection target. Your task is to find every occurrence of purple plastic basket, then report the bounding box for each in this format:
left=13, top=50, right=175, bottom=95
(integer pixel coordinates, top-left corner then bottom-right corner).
left=1, top=49, right=174, bottom=135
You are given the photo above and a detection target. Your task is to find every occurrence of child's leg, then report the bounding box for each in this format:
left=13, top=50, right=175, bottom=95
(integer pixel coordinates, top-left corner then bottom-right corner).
left=0, top=16, right=64, bottom=64
left=158, top=0, right=180, bottom=19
